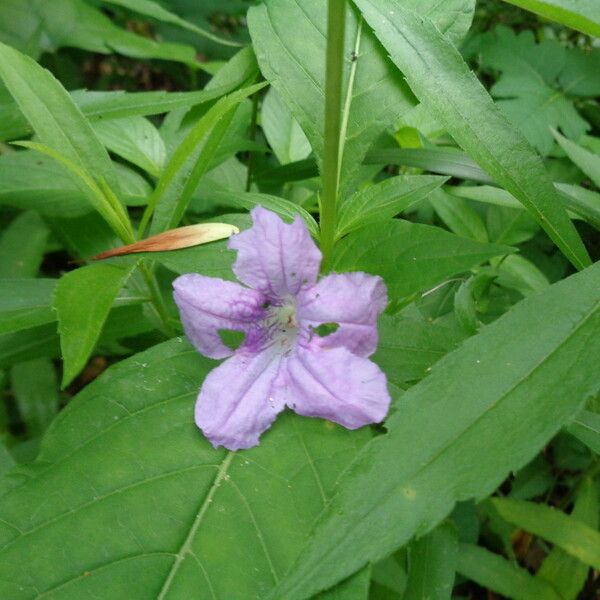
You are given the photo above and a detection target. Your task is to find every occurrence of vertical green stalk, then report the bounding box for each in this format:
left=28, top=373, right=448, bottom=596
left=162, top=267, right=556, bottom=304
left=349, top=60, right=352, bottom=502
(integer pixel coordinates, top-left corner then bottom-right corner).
left=320, top=0, right=347, bottom=269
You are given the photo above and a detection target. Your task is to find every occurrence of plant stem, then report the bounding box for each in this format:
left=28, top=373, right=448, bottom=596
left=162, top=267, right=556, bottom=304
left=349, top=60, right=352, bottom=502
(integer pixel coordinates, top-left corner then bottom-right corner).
left=245, top=87, right=261, bottom=192
left=320, top=0, right=346, bottom=269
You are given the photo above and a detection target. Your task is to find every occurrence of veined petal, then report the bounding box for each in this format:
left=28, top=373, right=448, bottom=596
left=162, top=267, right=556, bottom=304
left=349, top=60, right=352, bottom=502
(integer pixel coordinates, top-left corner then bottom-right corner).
left=195, top=347, right=287, bottom=450
left=297, top=272, right=388, bottom=357
left=286, top=345, right=390, bottom=429
left=173, top=274, right=267, bottom=360
left=229, top=206, right=321, bottom=299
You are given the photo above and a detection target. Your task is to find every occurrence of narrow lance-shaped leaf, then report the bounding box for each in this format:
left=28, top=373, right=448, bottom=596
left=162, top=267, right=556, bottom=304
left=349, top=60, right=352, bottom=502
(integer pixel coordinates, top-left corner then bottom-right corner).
left=456, top=543, right=562, bottom=600
left=491, top=497, right=600, bottom=570
left=336, top=175, right=448, bottom=238
left=146, top=82, right=266, bottom=235
left=0, top=42, right=120, bottom=196
left=404, top=522, right=458, bottom=600
left=268, top=261, right=600, bottom=600
left=352, top=0, right=590, bottom=270
left=537, top=478, right=599, bottom=600
left=500, top=0, right=600, bottom=37
left=100, top=0, right=242, bottom=47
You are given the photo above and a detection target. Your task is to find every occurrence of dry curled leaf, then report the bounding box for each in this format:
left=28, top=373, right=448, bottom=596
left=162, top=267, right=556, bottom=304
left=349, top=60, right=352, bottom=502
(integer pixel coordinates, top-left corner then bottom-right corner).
left=92, top=222, right=239, bottom=260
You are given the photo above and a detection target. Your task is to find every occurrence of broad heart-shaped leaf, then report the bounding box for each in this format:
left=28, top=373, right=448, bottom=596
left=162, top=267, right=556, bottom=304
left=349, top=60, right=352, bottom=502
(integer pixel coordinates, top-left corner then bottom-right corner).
left=332, top=220, right=512, bottom=300
left=0, top=338, right=371, bottom=599
left=352, top=0, right=590, bottom=271
left=501, top=0, right=600, bottom=37
left=53, top=263, right=137, bottom=388
left=0, top=42, right=120, bottom=198
left=248, top=0, right=474, bottom=197
left=268, top=261, right=600, bottom=600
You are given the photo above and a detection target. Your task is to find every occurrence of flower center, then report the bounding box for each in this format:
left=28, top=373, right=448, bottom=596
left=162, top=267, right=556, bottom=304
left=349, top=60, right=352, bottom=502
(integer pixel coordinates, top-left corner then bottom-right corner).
left=265, top=301, right=298, bottom=353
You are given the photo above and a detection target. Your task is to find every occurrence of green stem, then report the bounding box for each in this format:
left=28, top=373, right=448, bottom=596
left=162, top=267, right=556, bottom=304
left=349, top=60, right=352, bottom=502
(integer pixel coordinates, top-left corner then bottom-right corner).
left=245, top=87, right=261, bottom=192
left=320, top=0, right=347, bottom=269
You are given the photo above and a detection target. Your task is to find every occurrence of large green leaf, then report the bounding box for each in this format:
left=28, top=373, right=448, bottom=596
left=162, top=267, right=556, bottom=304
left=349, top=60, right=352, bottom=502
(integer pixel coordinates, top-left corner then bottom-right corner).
left=268, top=261, right=600, bottom=599
left=352, top=0, right=590, bottom=270
left=500, top=0, right=600, bottom=37
left=53, top=263, right=137, bottom=387
left=0, top=339, right=371, bottom=599
left=332, top=220, right=511, bottom=300
left=249, top=1, right=475, bottom=196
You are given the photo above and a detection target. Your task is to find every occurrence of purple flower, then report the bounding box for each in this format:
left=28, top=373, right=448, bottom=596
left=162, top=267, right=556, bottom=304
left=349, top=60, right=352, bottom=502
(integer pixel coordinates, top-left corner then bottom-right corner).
left=173, top=206, right=391, bottom=450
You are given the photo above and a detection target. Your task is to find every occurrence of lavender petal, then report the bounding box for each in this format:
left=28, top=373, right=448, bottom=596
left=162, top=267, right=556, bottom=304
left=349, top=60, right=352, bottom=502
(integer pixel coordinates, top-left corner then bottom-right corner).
left=195, top=346, right=287, bottom=450
left=229, top=206, right=321, bottom=299
left=173, top=274, right=267, bottom=360
left=286, top=345, right=391, bottom=429
left=297, top=272, right=388, bottom=357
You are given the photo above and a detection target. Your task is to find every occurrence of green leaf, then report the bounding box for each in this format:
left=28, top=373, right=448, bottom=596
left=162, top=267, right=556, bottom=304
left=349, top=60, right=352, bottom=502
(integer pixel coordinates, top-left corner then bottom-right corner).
left=553, top=130, right=600, bottom=188
left=372, top=312, right=466, bottom=388
left=0, top=338, right=371, bottom=598
left=456, top=543, right=561, bottom=600
left=15, top=141, right=133, bottom=242
left=0, top=86, right=244, bottom=143
left=430, top=188, right=488, bottom=242
left=0, top=151, right=147, bottom=217
left=495, top=255, right=550, bottom=296
left=478, top=27, right=589, bottom=155
left=352, top=0, right=590, bottom=271
left=37, top=0, right=198, bottom=66
left=0, top=42, right=121, bottom=197
left=555, top=184, right=600, bottom=231
left=491, top=497, right=600, bottom=570
left=337, top=175, right=447, bottom=238
left=364, top=148, right=493, bottom=184
left=92, top=116, right=166, bottom=178
left=537, top=478, right=599, bottom=600
left=0, top=211, right=49, bottom=278
left=0, top=323, right=60, bottom=369
left=261, top=87, right=312, bottom=166
left=53, top=263, right=137, bottom=388
left=10, top=358, right=59, bottom=438
left=247, top=0, right=414, bottom=197
left=268, top=261, right=600, bottom=599
left=332, top=220, right=511, bottom=300
left=100, top=0, right=242, bottom=47
left=146, top=83, right=265, bottom=235
left=567, top=410, right=600, bottom=454
left=0, top=279, right=56, bottom=335
left=500, top=0, right=600, bottom=37
left=404, top=522, right=457, bottom=600
left=211, top=190, right=320, bottom=238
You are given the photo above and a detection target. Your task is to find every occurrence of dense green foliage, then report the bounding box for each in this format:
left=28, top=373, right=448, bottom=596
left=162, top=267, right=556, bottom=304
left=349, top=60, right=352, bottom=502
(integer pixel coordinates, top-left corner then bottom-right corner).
left=0, top=1, right=598, bottom=598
